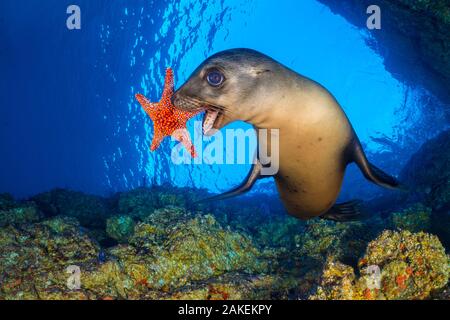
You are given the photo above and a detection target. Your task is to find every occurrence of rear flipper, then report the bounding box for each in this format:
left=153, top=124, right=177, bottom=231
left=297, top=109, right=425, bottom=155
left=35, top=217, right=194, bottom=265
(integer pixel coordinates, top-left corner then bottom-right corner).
left=352, top=140, right=402, bottom=189
left=320, top=200, right=367, bottom=222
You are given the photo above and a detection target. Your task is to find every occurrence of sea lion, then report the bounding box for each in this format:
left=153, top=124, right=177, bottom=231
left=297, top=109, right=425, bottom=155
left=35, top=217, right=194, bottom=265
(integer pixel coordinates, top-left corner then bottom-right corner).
left=172, top=48, right=400, bottom=221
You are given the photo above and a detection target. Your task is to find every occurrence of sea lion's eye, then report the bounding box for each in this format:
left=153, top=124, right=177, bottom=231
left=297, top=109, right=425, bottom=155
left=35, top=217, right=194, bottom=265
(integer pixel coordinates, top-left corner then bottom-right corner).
left=206, top=70, right=224, bottom=87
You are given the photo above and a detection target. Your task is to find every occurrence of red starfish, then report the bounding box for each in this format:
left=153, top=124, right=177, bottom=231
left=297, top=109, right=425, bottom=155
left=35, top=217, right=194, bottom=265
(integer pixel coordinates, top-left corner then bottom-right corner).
left=135, top=68, right=200, bottom=157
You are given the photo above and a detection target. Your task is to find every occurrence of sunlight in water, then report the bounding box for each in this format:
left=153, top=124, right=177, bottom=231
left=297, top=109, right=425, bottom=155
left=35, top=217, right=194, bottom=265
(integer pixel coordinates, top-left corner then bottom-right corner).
left=93, top=0, right=447, bottom=197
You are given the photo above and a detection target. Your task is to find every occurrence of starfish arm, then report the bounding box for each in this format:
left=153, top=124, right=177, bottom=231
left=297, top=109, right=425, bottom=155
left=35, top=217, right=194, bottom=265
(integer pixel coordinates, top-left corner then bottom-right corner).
left=161, top=68, right=174, bottom=100
left=172, top=128, right=197, bottom=158
left=150, top=129, right=164, bottom=152
left=135, top=94, right=155, bottom=116
left=174, top=109, right=201, bottom=123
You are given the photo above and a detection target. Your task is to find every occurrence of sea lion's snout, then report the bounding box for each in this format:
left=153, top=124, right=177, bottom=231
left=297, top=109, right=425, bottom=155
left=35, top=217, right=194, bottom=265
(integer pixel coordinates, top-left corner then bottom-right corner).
left=172, top=75, right=210, bottom=112
left=172, top=88, right=224, bottom=136
left=171, top=92, right=199, bottom=112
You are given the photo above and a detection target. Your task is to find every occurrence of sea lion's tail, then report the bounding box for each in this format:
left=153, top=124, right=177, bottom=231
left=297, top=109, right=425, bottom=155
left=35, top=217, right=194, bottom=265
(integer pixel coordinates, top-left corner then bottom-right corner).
left=351, top=139, right=403, bottom=190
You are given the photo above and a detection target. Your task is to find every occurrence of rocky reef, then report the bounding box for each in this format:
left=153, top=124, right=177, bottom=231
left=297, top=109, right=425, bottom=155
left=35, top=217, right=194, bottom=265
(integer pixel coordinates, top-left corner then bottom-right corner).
left=390, top=204, right=432, bottom=233
left=400, top=129, right=450, bottom=212
left=0, top=195, right=295, bottom=300
left=0, top=182, right=448, bottom=300
left=0, top=193, right=40, bottom=227
left=312, top=229, right=449, bottom=300
left=31, top=189, right=110, bottom=229
left=398, top=129, right=450, bottom=247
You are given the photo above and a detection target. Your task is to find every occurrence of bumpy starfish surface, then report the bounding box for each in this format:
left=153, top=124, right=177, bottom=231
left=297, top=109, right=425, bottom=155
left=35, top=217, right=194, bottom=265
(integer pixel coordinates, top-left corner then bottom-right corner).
left=135, top=68, right=200, bottom=157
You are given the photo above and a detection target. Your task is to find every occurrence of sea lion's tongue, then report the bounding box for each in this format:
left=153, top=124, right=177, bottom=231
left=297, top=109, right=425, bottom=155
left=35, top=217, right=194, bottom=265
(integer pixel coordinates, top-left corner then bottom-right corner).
left=203, top=110, right=219, bottom=136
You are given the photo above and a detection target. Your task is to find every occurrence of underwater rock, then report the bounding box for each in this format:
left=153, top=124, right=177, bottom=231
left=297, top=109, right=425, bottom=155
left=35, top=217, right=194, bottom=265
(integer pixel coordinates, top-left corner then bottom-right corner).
left=390, top=203, right=432, bottom=232
left=3, top=185, right=448, bottom=300
left=0, top=193, right=41, bottom=227
left=255, top=215, right=304, bottom=248
left=294, top=219, right=374, bottom=266
left=143, top=206, right=191, bottom=229
left=0, top=193, right=16, bottom=210
left=399, top=130, right=450, bottom=246
left=309, top=258, right=357, bottom=300
left=116, top=187, right=192, bottom=221
left=87, top=228, right=113, bottom=247
left=385, top=0, right=450, bottom=81
left=0, top=216, right=100, bottom=299
left=400, top=129, right=450, bottom=212
left=31, top=189, right=110, bottom=228
left=360, top=230, right=449, bottom=299
left=128, top=206, right=192, bottom=251
left=311, top=229, right=449, bottom=300
left=133, top=214, right=267, bottom=290
left=116, top=187, right=158, bottom=220
left=106, top=215, right=136, bottom=243
left=157, top=190, right=187, bottom=208
left=318, top=0, right=450, bottom=103
left=77, top=212, right=269, bottom=298
left=0, top=202, right=40, bottom=227
left=79, top=266, right=300, bottom=300
left=163, top=273, right=301, bottom=300
left=129, top=222, right=165, bottom=252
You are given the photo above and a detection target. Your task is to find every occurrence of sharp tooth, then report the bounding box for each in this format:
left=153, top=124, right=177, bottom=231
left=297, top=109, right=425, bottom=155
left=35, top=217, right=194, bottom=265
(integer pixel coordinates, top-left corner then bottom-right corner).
left=203, top=110, right=219, bottom=135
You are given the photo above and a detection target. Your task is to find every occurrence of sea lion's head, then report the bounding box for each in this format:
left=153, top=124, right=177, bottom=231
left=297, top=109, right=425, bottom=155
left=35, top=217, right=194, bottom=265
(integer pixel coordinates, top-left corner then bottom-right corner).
left=172, top=48, right=278, bottom=135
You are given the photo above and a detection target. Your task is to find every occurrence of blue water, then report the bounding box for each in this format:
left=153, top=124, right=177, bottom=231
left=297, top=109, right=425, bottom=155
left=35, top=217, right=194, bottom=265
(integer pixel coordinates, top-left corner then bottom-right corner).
left=0, top=0, right=447, bottom=199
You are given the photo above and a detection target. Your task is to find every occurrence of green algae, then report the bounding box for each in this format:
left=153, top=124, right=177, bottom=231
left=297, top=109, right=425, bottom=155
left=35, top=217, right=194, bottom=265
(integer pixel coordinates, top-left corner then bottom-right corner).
left=106, top=215, right=135, bottom=243
left=390, top=203, right=432, bottom=232
left=311, top=229, right=449, bottom=300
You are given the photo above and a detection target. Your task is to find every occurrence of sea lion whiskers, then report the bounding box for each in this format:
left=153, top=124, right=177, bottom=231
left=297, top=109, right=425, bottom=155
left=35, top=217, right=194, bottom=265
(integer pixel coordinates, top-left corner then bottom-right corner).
left=173, top=94, right=204, bottom=111
left=174, top=94, right=241, bottom=118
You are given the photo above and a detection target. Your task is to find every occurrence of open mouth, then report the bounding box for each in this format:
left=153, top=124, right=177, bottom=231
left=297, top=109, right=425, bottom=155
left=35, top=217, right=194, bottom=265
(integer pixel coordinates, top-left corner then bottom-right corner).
left=172, top=94, right=224, bottom=136
left=202, top=108, right=223, bottom=136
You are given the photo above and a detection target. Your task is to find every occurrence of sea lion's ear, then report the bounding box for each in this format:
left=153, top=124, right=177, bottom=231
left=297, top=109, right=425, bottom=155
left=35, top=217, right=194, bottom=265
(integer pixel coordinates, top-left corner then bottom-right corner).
left=249, top=67, right=271, bottom=76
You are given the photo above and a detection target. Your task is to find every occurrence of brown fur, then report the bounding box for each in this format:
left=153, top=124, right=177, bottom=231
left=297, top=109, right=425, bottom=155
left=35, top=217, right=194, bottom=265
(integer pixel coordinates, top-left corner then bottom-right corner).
left=173, top=49, right=393, bottom=219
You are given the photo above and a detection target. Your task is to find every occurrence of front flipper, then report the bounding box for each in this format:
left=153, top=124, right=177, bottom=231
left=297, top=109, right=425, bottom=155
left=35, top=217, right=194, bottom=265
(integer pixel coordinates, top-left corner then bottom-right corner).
left=196, top=160, right=268, bottom=203
left=320, top=200, right=365, bottom=222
